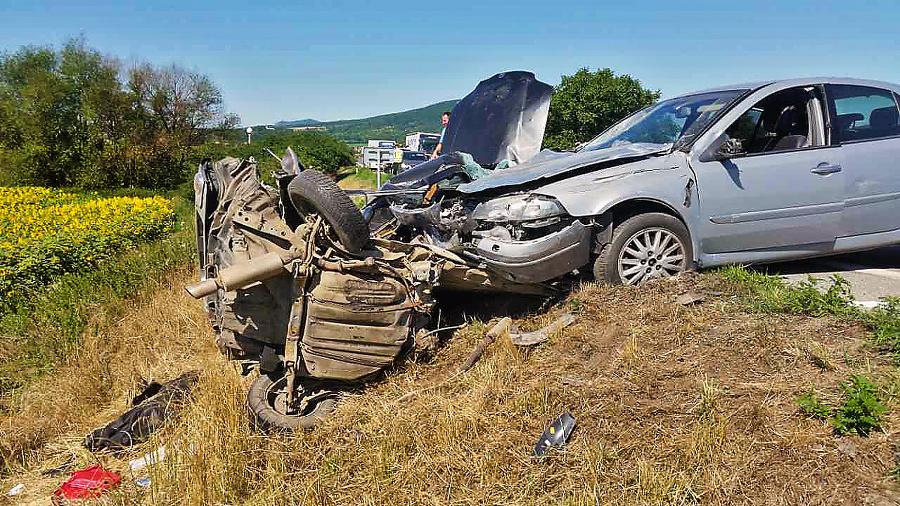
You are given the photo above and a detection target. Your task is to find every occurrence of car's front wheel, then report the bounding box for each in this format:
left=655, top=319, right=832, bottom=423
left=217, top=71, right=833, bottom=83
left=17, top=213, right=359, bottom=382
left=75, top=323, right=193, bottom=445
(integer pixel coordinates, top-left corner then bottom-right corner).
left=593, top=212, right=692, bottom=285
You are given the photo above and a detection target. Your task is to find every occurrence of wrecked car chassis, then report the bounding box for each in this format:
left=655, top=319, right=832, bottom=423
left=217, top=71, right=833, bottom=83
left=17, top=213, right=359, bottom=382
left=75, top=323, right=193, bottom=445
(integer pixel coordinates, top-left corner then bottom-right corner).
left=188, top=155, right=552, bottom=430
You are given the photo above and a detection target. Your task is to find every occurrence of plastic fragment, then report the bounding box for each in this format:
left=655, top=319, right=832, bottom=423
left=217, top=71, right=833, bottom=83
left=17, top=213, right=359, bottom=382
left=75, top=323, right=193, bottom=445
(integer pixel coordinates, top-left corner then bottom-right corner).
left=135, top=477, right=152, bottom=488
left=676, top=292, right=705, bottom=305
left=130, top=446, right=166, bottom=471
left=533, top=412, right=576, bottom=457
left=8, top=483, right=23, bottom=496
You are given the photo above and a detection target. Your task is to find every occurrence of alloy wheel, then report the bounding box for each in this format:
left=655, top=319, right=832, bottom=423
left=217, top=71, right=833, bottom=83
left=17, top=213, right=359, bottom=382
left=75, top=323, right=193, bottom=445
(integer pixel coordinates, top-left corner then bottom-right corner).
left=617, top=227, right=686, bottom=285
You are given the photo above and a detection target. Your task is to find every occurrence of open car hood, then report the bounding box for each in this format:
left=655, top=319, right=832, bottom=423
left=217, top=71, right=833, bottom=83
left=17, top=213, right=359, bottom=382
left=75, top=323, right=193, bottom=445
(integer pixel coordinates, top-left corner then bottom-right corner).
left=456, top=143, right=670, bottom=194
left=443, top=71, right=552, bottom=166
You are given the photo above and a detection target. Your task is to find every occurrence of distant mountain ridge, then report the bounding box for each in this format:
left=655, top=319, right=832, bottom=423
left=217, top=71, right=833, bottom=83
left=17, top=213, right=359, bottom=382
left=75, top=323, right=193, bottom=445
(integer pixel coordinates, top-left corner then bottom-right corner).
left=273, top=99, right=458, bottom=144
left=274, top=118, right=323, bottom=128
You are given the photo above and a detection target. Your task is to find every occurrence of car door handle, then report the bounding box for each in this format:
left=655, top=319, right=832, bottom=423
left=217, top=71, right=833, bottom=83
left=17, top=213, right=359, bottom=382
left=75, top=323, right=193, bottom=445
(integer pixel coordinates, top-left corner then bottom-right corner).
left=811, top=163, right=842, bottom=175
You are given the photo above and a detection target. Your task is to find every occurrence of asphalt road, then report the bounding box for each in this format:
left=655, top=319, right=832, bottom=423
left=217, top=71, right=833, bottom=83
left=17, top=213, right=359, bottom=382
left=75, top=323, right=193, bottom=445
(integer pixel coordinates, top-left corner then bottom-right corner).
left=753, top=245, right=900, bottom=305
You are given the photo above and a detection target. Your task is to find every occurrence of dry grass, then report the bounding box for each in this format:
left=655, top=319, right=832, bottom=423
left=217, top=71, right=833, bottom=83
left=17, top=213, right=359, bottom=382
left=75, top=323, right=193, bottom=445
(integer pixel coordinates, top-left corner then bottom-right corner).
left=2, top=271, right=900, bottom=505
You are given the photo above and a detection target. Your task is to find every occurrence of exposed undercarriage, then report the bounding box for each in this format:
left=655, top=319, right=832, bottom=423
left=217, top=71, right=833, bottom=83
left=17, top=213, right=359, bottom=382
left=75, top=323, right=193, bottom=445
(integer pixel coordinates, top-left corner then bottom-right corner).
left=188, top=155, right=560, bottom=430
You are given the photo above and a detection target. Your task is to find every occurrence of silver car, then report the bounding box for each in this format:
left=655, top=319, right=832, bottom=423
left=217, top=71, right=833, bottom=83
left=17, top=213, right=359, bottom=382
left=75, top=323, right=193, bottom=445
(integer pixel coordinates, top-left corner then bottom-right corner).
left=372, top=76, right=900, bottom=285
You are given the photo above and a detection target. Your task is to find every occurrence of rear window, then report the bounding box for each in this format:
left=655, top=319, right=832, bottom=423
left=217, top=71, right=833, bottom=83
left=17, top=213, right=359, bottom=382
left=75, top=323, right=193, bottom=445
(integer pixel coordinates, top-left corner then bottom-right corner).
left=403, top=153, right=427, bottom=161
left=827, top=84, right=900, bottom=143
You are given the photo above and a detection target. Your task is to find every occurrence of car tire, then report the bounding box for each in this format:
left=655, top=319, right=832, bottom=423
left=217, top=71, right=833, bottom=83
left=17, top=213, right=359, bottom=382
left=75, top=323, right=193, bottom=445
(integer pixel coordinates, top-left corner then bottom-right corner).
left=593, top=212, right=692, bottom=285
left=247, top=373, right=337, bottom=431
left=286, top=170, right=369, bottom=253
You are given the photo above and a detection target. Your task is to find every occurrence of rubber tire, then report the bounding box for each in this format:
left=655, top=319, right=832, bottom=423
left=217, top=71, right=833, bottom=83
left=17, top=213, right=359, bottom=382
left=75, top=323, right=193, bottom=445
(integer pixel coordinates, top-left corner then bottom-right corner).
left=247, top=373, right=336, bottom=431
left=286, top=170, right=369, bottom=253
left=593, top=212, right=693, bottom=285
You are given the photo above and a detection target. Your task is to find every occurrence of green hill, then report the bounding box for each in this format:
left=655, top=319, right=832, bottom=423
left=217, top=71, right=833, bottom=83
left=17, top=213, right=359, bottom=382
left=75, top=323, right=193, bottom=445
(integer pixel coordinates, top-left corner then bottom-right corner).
left=272, top=100, right=459, bottom=145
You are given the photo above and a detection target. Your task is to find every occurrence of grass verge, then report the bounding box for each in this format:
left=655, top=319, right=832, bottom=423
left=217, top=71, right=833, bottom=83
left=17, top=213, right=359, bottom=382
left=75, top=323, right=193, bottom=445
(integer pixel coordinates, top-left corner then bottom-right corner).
left=5, top=271, right=900, bottom=504
left=716, top=264, right=900, bottom=353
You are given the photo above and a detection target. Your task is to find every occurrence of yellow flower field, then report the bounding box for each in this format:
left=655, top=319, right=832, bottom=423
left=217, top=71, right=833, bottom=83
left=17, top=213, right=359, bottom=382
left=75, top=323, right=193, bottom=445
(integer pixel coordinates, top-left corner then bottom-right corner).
left=0, top=187, right=175, bottom=307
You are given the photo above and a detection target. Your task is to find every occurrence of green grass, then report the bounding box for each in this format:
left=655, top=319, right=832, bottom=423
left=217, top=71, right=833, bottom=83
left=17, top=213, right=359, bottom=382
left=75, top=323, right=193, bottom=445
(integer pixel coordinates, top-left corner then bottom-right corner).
left=0, top=186, right=196, bottom=394
left=797, top=375, right=888, bottom=437
left=798, top=389, right=832, bottom=419
left=717, top=265, right=900, bottom=353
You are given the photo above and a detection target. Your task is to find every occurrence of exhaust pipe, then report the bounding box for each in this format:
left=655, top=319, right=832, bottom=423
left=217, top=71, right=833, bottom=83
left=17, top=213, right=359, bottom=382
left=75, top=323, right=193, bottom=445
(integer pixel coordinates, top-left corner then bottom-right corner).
left=185, top=252, right=289, bottom=299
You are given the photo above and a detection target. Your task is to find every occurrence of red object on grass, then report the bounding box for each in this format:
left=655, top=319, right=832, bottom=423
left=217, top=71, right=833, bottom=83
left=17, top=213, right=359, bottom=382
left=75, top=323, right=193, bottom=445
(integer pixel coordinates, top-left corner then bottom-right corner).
left=53, top=464, right=121, bottom=499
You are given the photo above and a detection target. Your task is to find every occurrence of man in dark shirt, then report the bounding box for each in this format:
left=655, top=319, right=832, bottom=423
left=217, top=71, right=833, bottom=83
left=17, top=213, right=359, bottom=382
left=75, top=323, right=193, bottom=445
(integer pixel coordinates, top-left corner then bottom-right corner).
left=430, top=111, right=451, bottom=159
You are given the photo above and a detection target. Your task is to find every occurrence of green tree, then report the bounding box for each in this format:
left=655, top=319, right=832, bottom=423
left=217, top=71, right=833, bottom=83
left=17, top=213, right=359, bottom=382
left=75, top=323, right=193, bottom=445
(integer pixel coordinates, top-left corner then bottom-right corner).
left=193, top=131, right=355, bottom=177
left=543, top=68, right=660, bottom=151
left=0, top=37, right=237, bottom=190
left=128, top=63, right=227, bottom=145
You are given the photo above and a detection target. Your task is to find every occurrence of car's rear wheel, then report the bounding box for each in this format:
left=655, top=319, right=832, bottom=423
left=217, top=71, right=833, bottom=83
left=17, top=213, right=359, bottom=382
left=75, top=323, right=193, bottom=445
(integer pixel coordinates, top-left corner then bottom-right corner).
left=247, top=373, right=338, bottom=431
left=593, top=212, right=692, bottom=285
left=286, top=170, right=369, bottom=253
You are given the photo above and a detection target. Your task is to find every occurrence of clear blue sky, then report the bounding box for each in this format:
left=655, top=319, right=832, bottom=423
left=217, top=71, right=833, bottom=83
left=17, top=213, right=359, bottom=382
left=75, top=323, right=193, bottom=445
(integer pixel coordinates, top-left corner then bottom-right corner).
left=3, top=0, right=899, bottom=126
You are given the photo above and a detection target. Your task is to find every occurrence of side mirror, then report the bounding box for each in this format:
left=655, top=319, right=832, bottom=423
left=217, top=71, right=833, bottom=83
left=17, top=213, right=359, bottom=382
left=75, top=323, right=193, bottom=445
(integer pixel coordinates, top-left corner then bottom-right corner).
left=699, top=136, right=744, bottom=163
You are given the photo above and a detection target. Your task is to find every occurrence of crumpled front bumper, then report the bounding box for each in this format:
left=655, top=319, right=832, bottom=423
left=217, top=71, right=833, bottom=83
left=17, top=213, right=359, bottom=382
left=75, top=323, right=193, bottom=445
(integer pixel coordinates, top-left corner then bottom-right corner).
left=467, top=221, right=590, bottom=284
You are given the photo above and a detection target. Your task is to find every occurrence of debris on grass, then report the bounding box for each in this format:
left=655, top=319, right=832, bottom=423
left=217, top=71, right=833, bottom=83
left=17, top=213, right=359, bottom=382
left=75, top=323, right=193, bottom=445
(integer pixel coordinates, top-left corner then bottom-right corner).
left=460, top=317, right=511, bottom=372
left=533, top=412, right=576, bottom=457
left=509, top=313, right=575, bottom=346
left=2, top=268, right=900, bottom=504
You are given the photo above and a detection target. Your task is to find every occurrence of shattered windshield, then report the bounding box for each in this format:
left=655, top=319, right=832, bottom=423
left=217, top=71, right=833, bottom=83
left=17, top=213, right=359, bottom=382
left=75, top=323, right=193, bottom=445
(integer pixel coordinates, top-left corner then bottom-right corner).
left=580, top=89, right=747, bottom=152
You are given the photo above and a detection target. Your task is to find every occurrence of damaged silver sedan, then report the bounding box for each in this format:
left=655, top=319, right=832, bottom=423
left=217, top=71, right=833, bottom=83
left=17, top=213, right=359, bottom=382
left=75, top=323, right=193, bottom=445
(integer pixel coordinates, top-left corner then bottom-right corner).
left=189, top=74, right=900, bottom=429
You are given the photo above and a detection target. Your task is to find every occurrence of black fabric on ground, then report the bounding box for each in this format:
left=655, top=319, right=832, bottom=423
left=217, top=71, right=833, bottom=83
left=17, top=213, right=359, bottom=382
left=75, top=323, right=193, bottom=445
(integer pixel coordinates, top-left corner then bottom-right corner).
left=83, top=371, right=200, bottom=453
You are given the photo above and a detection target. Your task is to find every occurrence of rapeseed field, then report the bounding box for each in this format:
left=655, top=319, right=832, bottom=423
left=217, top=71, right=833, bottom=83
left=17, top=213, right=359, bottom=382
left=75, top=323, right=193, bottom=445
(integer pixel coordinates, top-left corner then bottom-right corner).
left=0, top=186, right=175, bottom=309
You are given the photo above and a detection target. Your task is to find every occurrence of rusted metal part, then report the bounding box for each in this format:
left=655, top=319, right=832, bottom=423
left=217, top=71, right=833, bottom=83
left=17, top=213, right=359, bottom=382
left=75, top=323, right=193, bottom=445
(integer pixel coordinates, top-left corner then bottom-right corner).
left=509, top=313, right=575, bottom=346
left=283, top=271, right=307, bottom=409
left=421, top=183, right=439, bottom=205
left=460, top=317, right=511, bottom=372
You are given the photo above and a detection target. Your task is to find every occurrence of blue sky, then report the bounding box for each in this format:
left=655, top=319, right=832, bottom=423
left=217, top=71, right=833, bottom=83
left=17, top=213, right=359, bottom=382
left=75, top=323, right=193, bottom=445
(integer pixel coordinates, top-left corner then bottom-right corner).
left=3, top=0, right=899, bottom=126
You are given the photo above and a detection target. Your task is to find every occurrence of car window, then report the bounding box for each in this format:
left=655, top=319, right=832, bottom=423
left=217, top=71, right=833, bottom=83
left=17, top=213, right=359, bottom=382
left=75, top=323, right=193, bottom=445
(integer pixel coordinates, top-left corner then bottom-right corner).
left=581, top=90, right=746, bottom=152
left=403, top=153, right=427, bottom=161
left=826, top=84, right=900, bottom=143
left=723, top=86, right=823, bottom=155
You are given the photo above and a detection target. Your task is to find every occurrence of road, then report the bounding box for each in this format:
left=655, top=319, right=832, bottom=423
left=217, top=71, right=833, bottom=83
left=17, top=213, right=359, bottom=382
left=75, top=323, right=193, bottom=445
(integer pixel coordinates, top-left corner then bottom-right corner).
left=753, top=245, right=900, bottom=305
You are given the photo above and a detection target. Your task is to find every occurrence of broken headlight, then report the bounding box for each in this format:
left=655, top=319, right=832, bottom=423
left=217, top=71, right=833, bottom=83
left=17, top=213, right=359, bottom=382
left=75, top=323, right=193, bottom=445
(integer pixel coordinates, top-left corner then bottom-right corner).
left=472, top=194, right=567, bottom=223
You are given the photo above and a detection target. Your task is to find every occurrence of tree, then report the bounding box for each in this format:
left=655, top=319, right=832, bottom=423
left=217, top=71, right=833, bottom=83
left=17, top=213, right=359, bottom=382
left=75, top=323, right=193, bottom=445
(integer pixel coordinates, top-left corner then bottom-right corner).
left=543, top=68, right=660, bottom=151
left=0, top=38, right=124, bottom=187
left=128, top=63, right=225, bottom=145
left=0, top=37, right=238, bottom=189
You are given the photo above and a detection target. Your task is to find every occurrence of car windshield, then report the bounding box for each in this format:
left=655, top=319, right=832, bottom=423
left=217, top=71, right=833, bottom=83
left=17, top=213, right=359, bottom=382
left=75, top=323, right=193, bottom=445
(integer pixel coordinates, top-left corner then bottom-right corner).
left=580, top=89, right=747, bottom=152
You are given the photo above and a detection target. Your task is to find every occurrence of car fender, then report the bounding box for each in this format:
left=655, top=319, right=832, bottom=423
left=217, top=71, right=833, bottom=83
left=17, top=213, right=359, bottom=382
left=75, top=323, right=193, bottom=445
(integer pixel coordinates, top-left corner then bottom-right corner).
left=533, top=153, right=702, bottom=261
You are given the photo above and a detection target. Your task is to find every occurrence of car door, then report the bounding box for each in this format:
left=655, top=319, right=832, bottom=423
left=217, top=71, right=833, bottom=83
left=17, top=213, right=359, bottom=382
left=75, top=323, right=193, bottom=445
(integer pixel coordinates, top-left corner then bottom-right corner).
left=690, top=84, right=844, bottom=256
left=825, top=83, right=900, bottom=237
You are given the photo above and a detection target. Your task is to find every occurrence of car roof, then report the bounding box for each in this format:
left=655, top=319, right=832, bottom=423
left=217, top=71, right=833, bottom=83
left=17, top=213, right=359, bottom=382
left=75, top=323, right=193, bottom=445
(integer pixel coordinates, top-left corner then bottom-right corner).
left=671, top=77, right=900, bottom=99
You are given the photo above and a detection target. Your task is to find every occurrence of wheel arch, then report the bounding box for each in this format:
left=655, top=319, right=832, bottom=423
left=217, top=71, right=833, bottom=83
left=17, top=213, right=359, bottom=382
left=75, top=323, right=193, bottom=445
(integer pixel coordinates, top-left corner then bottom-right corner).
left=592, top=197, right=697, bottom=266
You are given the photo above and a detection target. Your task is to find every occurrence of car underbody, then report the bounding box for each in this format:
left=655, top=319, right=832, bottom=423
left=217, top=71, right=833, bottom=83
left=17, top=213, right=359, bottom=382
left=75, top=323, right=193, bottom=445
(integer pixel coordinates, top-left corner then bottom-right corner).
left=187, top=153, right=559, bottom=429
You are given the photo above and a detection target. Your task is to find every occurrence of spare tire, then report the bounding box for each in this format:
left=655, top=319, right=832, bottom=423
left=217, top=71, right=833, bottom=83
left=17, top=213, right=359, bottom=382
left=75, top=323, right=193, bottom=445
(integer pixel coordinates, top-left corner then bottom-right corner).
left=286, top=170, right=369, bottom=253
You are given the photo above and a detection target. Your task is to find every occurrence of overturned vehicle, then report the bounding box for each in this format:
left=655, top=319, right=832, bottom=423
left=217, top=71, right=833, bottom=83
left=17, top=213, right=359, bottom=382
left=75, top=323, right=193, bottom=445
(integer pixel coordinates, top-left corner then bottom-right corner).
left=188, top=72, right=567, bottom=430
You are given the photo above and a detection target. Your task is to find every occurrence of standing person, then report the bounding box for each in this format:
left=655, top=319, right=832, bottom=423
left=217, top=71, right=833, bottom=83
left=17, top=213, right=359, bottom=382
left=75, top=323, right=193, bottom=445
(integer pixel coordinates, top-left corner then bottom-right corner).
left=430, top=111, right=451, bottom=160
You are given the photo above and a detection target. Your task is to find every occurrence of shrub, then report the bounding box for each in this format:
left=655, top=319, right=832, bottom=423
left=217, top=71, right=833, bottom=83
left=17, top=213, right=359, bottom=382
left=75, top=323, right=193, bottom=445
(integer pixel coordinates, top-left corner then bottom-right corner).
left=830, top=374, right=887, bottom=436
left=798, top=390, right=831, bottom=419
left=797, top=376, right=887, bottom=437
